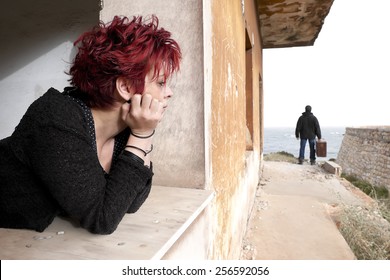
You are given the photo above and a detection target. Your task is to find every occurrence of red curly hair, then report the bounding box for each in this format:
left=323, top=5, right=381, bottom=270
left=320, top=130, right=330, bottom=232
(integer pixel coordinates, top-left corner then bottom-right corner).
left=68, top=15, right=181, bottom=108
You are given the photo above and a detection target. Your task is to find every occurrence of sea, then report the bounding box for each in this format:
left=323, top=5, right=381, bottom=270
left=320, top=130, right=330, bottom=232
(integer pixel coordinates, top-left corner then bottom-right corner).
left=264, top=127, right=346, bottom=161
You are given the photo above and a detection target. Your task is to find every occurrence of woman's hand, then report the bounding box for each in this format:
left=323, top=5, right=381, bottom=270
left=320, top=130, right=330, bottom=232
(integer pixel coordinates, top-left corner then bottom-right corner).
left=121, top=93, right=164, bottom=136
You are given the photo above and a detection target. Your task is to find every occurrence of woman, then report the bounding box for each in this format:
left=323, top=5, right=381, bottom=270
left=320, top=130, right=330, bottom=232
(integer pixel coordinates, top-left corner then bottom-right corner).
left=0, top=15, right=181, bottom=234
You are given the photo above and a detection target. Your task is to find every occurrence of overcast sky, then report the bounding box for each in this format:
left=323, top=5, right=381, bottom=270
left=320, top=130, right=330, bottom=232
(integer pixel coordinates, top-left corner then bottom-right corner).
left=263, top=0, right=390, bottom=128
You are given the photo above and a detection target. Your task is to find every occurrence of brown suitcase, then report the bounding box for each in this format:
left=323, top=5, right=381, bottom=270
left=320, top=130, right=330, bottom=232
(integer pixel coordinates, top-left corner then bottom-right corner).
left=316, top=140, right=327, bottom=157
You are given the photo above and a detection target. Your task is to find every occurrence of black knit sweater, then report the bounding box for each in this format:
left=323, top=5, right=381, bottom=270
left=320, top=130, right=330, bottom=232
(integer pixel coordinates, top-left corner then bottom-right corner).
left=0, top=88, right=153, bottom=234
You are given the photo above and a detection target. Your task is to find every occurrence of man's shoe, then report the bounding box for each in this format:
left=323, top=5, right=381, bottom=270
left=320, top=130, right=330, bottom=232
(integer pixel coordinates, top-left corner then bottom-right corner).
left=298, top=159, right=303, bottom=165
left=310, top=161, right=316, bottom=165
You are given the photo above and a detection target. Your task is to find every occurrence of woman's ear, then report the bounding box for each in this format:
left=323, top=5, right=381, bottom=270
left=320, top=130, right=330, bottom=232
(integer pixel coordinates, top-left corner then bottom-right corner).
left=116, top=77, right=133, bottom=102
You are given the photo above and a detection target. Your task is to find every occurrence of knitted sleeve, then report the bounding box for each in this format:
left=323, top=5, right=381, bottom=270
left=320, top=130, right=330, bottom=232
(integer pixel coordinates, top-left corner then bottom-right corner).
left=29, top=123, right=153, bottom=234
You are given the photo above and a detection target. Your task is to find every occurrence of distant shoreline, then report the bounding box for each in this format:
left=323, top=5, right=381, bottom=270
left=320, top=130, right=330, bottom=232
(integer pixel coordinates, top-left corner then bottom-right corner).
left=264, top=127, right=345, bottom=160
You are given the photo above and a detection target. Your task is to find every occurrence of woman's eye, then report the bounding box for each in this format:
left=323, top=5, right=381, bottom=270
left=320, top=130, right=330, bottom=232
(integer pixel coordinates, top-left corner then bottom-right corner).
left=158, top=81, right=166, bottom=87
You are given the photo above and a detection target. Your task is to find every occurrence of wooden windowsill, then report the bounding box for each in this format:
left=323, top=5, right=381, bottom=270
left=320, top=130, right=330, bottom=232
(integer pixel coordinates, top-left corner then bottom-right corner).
left=0, top=186, right=214, bottom=260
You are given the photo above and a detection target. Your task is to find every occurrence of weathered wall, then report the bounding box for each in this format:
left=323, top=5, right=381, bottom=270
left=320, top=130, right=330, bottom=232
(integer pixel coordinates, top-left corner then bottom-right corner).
left=101, top=0, right=205, bottom=188
left=337, top=126, right=390, bottom=190
left=245, top=0, right=264, bottom=154
left=206, top=0, right=263, bottom=259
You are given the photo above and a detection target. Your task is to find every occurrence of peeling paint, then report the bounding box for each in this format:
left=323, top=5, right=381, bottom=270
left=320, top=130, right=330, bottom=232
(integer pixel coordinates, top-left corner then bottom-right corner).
left=258, top=0, right=334, bottom=48
left=209, top=0, right=263, bottom=260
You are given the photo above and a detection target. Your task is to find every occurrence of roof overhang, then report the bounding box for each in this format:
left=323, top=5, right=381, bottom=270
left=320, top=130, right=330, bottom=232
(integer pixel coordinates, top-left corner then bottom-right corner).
left=256, top=0, right=334, bottom=48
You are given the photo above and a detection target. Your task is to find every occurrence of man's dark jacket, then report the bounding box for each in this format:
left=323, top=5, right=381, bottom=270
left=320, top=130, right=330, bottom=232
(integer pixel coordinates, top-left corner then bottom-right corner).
left=295, top=112, right=322, bottom=140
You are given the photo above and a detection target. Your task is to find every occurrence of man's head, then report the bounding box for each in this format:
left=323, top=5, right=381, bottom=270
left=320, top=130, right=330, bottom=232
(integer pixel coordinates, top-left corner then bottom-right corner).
left=305, top=105, right=312, bottom=113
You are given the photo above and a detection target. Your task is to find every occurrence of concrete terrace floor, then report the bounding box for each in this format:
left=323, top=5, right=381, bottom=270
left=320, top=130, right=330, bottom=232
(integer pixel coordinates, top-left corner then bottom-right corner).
left=241, top=160, right=372, bottom=260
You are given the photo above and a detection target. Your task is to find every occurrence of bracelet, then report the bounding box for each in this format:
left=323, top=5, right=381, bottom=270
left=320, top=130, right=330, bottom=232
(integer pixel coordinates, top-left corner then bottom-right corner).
left=130, top=130, right=155, bottom=139
left=145, top=144, right=153, bottom=155
left=126, top=145, right=153, bottom=156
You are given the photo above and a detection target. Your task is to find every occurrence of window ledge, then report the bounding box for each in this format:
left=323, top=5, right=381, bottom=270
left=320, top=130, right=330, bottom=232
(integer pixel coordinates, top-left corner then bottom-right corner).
left=0, top=186, right=214, bottom=260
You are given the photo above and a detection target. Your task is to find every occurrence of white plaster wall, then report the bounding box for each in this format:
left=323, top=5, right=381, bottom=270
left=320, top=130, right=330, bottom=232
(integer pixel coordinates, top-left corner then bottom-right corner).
left=0, top=43, right=74, bottom=139
left=0, top=0, right=99, bottom=139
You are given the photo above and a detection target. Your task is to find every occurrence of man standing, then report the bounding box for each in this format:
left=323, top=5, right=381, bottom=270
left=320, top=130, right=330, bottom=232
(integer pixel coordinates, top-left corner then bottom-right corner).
left=295, top=105, right=322, bottom=165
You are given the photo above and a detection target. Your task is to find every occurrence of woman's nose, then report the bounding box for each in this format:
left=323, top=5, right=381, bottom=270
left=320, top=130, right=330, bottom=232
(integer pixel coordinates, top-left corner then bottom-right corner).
left=164, top=85, right=173, bottom=99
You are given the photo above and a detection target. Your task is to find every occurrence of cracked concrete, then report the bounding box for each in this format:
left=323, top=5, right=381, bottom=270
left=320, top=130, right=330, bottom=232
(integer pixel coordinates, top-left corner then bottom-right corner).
left=241, top=161, right=370, bottom=260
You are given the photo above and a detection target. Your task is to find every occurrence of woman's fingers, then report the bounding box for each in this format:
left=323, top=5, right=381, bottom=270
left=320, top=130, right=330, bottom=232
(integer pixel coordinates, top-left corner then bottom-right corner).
left=126, top=94, right=164, bottom=133
left=132, top=94, right=162, bottom=115
left=131, top=94, right=142, bottom=109
left=149, top=98, right=162, bottom=114
left=140, top=94, right=152, bottom=110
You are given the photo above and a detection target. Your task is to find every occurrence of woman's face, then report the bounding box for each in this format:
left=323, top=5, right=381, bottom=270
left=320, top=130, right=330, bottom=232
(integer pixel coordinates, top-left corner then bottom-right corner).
left=143, top=69, right=173, bottom=112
